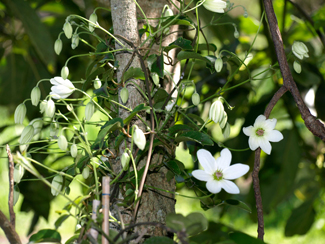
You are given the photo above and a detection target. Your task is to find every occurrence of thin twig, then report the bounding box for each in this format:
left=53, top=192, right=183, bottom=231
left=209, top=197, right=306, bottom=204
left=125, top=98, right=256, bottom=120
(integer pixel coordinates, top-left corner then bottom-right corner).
left=6, top=145, right=15, bottom=227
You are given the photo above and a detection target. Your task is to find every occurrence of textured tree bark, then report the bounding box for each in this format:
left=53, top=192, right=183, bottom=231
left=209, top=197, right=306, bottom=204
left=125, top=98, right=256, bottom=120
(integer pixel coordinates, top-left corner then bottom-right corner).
left=110, top=0, right=179, bottom=240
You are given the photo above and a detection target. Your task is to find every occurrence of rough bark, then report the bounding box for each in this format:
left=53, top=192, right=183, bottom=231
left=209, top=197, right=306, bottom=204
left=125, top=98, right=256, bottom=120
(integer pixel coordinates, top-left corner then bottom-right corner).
left=110, top=0, right=179, bottom=239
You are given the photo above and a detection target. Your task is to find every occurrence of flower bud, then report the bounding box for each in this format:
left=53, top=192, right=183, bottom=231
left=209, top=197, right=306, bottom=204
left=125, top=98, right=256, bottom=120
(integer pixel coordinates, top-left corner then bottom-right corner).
left=209, top=98, right=224, bottom=124
left=50, top=121, right=59, bottom=137
left=222, top=122, right=230, bottom=139
left=13, top=185, right=19, bottom=206
left=31, top=86, right=41, bottom=106
left=120, top=87, right=129, bottom=104
left=40, top=100, right=47, bottom=114
left=89, top=12, right=98, bottom=32
left=14, top=164, right=25, bottom=183
left=133, top=125, right=146, bottom=150
left=164, top=8, right=174, bottom=17
left=234, top=29, right=239, bottom=38
left=45, top=99, right=55, bottom=118
left=14, top=103, right=26, bottom=124
left=70, top=143, right=78, bottom=158
left=165, top=100, right=175, bottom=112
left=61, top=66, right=69, bottom=80
left=151, top=72, right=159, bottom=86
left=192, top=92, right=200, bottom=106
left=63, top=21, right=73, bottom=39
left=85, top=102, right=95, bottom=121
left=244, top=10, right=248, bottom=18
left=54, top=38, right=63, bottom=55
left=203, top=0, right=227, bottom=13
left=293, top=61, right=301, bottom=74
left=51, top=174, right=63, bottom=196
left=30, top=118, right=43, bottom=135
left=58, top=135, right=68, bottom=151
left=219, top=111, right=227, bottom=129
left=121, top=151, right=130, bottom=171
left=94, top=77, right=102, bottom=89
left=82, top=166, right=90, bottom=179
left=71, top=34, right=79, bottom=49
left=215, top=58, right=223, bottom=72
left=292, top=41, right=309, bottom=60
left=20, top=125, right=34, bottom=144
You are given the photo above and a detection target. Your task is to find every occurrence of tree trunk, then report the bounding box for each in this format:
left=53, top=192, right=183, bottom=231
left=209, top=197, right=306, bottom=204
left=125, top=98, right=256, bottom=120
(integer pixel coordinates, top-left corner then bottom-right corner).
left=110, top=0, right=180, bottom=240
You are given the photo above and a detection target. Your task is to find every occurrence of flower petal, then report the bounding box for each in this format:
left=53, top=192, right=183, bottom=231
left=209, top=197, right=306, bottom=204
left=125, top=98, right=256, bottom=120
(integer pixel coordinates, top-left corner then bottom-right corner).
left=248, top=135, right=259, bottom=151
left=243, top=125, right=254, bottom=136
left=192, top=170, right=213, bottom=182
left=197, top=149, right=216, bottom=173
left=220, top=180, right=240, bottom=194
left=253, top=115, right=266, bottom=127
left=50, top=77, right=64, bottom=86
left=264, top=118, right=277, bottom=131
left=206, top=179, right=222, bottom=194
left=223, top=163, right=249, bottom=180
left=259, top=138, right=272, bottom=155
left=216, top=148, right=232, bottom=170
left=265, top=130, right=283, bottom=142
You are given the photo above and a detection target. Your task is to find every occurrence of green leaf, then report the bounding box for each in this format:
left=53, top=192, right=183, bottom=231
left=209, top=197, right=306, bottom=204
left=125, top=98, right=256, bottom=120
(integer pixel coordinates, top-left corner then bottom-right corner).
left=96, top=42, right=108, bottom=53
left=153, top=88, right=169, bottom=109
left=54, top=214, right=69, bottom=229
left=284, top=198, right=316, bottom=236
left=122, top=67, right=145, bottom=83
left=177, top=51, right=212, bottom=64
left=3, top=0, right=55, bottom=66
left=123, top=104, right=150, bottom=125
left=166, top=213, right=208, bottom=236
left=92, top=118, right=123, bottom=150
left=151, top=54, right=164, bottom=78
left=168, top=124, right=195, bottom=137
left=224, top=199, right=251, bottom=213
left=229, top=232, right=266, bottom=244
left=164, top=37, right=193, bottom=53
left=175, top=131, right=214, bottom=146
left=161, top=16, right=194, bottom=29
left=143, top=236, right=175, bottom=244
left=164, top=159, right=185, bottom=175
left=197, top=43, right=217, bottom=52
left=65, top=235, right=79, bottom=244
left=187, top=114, right=205, bottom=124
left=28, top=229, right=61, bottom=243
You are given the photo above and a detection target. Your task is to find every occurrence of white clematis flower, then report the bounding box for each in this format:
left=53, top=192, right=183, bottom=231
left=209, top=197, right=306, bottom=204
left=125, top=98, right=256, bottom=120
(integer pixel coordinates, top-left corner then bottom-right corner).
left=243, top=115, right=283, bottom=155
left=292, top=41, right=309, bottom=60
left=192, top=148, right=249, bottom=194
left=50, top=76, right=75, bottom=99
left=203, top=0, right=227, bottom=13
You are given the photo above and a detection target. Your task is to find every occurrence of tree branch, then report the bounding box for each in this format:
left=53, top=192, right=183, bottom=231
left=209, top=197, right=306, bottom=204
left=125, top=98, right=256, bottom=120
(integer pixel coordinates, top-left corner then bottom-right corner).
left=0, top=210, right=21, bottom=244
left=6, top=145, right=15, bottom=227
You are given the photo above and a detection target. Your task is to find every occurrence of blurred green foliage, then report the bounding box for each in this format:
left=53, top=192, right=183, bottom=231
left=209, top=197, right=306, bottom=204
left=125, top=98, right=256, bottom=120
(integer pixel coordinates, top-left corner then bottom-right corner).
left=0, top=0, right=325, bottom=243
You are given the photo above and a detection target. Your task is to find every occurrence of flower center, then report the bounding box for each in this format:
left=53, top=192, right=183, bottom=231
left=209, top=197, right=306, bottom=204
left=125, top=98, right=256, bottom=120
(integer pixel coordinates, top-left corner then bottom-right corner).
left=214, top=171, right=223, bottom=181
left=255, top=128, right=265, bottom=137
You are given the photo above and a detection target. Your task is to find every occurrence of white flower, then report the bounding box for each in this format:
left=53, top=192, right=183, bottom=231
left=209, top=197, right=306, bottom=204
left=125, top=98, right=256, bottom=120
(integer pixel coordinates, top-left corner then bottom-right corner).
left=243, top=115, right=283, bottom=155
left=292, top=42, right=309, bottom=60
left=203, top=0, right=227, bottom=13
left=50, top=76, right=75, bottom=99
left=192, top=148, right=249, bottom=194
left=165, top=100, right=175, bottom=112
left=209, top=98, right=224, bottom=123
left=133, top=125, right=146, bottom=150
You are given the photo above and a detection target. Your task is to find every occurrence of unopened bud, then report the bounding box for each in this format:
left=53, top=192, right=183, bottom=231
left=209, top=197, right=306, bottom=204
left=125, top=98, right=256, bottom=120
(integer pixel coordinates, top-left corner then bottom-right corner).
left=82, top=166, right=90, bottom=179
left=14, top=103, right=26, bottom=124
left=20, top=125, right=34, bottom=144
left=51, top=174, right=63, bottom=196
left=54, top=38, right=63, bottom=55
left=133, top=125, right=146, bottom=150
left=94, top=77, right=102, bottom=89
left=31, top=86, right=41, bottom=106
left=30, top=118, right=43, bottom=135
left=293, top=61, right=301, bottom=74
left=215, top=58, right=223, bottom=72
left=85, top=102, right=95, bottom=121
left=70, top=143, right=78, bottom=158
left=219, top=111, right=228, bottom=129
left=121, top=151, right=130, bottom=171
left=61, top=66, right=69, bottom=80
left=164, top=8, right=174, bottom=17
left=120, top=87, right=129, bottom=104
left=222, top=122, right=231, bottom=139
left=63, top=21, right=73, bottom=39
left=14, top=164, right=25, bottom=183
left=192, top=92, right=200, bottom=106
left=58, top=135, right=68, bottom=151
left=89, top=12, right=98, bottom=32
left=45, top=99, right=56, bottom=118
left=209, top=98, right=224, bottom=124
left=71, top=34, right=79, bottom=49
